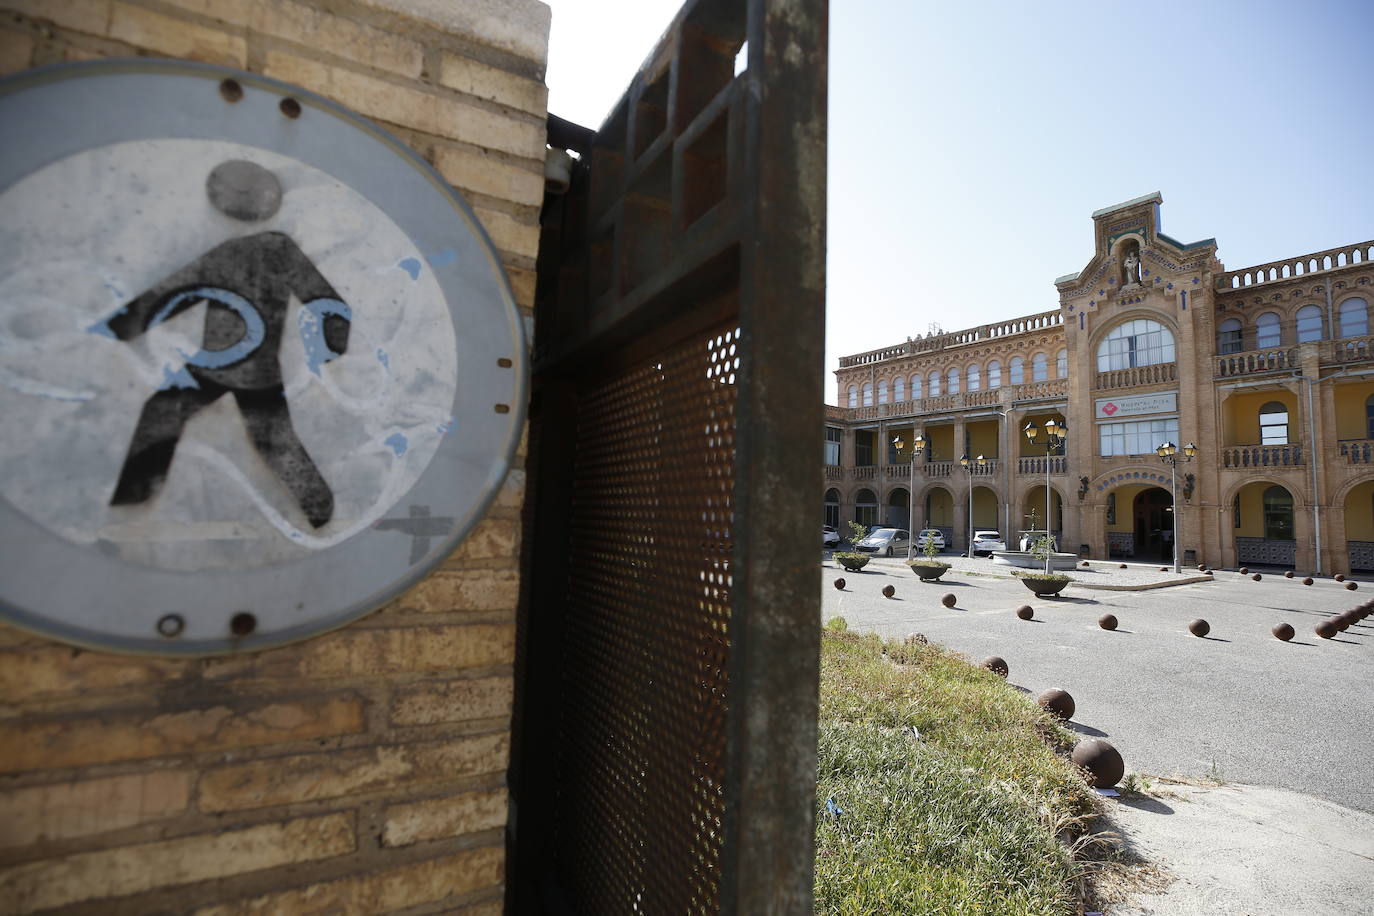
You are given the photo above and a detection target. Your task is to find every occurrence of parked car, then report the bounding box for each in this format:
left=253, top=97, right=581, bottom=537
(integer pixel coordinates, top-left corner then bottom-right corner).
left=971, top=530, right=1006, bottom=556
left=855, top=528, right=910, bottom=557
left=913, top=529, right=946, bottom=552
left=822, top=525, right=840, bottom=548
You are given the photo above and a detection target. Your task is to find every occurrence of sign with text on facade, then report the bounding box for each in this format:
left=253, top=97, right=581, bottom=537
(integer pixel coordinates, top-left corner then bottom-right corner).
left=1095, top=392, right=1178, bottom=420
left=0, top=60, right=526, bottom=655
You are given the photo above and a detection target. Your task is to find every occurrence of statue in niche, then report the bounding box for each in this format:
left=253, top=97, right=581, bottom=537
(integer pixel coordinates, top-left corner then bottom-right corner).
left=1121, top=243, right=1142, bottom=289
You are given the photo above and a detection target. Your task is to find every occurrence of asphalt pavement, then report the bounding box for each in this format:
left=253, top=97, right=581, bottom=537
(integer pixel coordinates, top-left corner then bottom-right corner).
left=821, top=556, right=1374, bottom=813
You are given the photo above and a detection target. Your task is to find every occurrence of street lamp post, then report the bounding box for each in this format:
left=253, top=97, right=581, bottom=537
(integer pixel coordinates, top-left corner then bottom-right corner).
left=1155, top=441, right=1197, bottom=573
left=891, top=432, right=925, bottom=562
left=1023, top=418, right=1067, bottom=575
left=959, top=454, right=988, bottom=557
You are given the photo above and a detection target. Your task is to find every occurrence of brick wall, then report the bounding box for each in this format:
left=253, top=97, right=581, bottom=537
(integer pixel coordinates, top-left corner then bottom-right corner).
left=0, top=0, right=548, bottom=911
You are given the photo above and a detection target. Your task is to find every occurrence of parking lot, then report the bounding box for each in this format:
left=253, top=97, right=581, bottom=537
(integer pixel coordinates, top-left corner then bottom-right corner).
left=820, top=555, right=1374, bottom=813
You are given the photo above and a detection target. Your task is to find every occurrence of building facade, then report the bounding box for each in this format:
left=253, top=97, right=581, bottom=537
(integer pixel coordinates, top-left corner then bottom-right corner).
left=824, top=193, right=1374, bottom=574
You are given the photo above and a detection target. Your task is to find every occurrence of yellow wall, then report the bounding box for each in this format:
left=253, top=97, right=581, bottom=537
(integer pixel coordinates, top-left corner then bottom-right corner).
left=1106, top=484, right=1150, bottom=532
left=1333, top=381, right=1374, bottom=440
left=1022, top=485, right=1062, bottom=528
left=1224, top=390, right=1297, bottom=445
left=925, top=488, right=953, bottom=526
left=926, top=425, right=956, bottom=461
left=972, top=487, right=999, bottom=528
left=1233, top=481, right=1292, bottom=537
left=1346, top=481, right=1374, bottom=540
left=967, top=421, right=1000, bottom=458
left=1018, top=412, right=1066, bottom=456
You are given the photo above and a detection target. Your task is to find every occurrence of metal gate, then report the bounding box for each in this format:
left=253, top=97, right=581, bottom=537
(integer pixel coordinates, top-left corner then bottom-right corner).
left=508, top=0, right=827, bottom=911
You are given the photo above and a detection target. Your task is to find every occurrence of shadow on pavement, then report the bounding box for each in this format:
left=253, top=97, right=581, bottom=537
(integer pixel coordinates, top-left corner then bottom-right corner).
left=1069, top=721, right=1109, bottom=738
left=1118, top=795, right=1175, bottom=816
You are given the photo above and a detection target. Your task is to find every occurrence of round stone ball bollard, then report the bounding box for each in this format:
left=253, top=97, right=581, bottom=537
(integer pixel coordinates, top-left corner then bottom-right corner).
left=882, top=584, right=895, bottom=599
left=1315, top=619, right=1338, bottom=639
left=1119, top=563, right=1127, bottom=569
left=1346, top=582, right=1359, bottom=591
left=1160, top=566, right=1168, bottom=572
left=1284, top=570, right=1294, bottom=578
left=1334, top=617, right=1350, bottom=632
left=941, top=593, right=957, bottom=608
left=1098, top=613, right=1118, bottom=631
left=1335, top=574, right=1346, bottom=582
left=833, top=577, right=846, bottom=591
left=1188, top=619, right=1211, bottom=638
left=1302, top=577, right=1314, bottom=586
left=1016, top=605, right=1034, bottom=620
left=1272, top=622, right=1295, bottom=642
left=1038, top=688, right=1076, bottom=721
left=1072, top=738, right=1125, bottom=789
left=1252, top=573, right=1263, bottom=581
left=1240, top=567, right=1250, bottom=575
left=982, top=656, right=1009, bottom=678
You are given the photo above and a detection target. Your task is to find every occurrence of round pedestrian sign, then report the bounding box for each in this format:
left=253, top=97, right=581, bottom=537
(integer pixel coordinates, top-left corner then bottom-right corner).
left=0, top=60, right=527, bottom=654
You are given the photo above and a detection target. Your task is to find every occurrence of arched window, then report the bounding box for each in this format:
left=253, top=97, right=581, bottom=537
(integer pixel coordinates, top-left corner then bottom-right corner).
left=1339, top=297, right=1369, bottom=337
left=967, top=363, right=981, bottom=391
left=1031, top=353, right=1048, bottom=382
left=1056, top=349, right=1068, bottom=378
left=1010, top=356, right=1025, bottom=385
left=1218, top=318, right=1242, bottom=354
left=1263, top=486, right=1294, bottom=540
left=855, top=488, right=877, bottom=527
left=1096, top=319, right=1176, bottom=371
left=847, top=385, right=857, bottom=408
left=862, top=382, right=873, bottom=407
left=928, top=370, right=941, bottom=397
left=987, top=360, right=1002, bottom=388
left=824, top=488, right=840, bottom=529
left=946, top=367, right=960, bottom=394
left=1259, top=401, right=1288, bottom=445
left=1255, top=312, right=1281, bottom=349
left=1366, top=393, right=1374, bottom=439
left=877, top=379, right=888, bottom=404
left=894, top=376, right=905, bottom=402
left=910, top=374, right=922, bottom=400
left=1296, top=305, right=1323, bottom=342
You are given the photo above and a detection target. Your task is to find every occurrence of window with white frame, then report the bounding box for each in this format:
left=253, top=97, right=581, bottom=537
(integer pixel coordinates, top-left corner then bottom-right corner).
left=1056, top=349, right=1068, bottom=378
left=1259, top=401, right=1288, bottom=445
left=987, top=360, right=1002, bottom=388
left=967, top=363, right=981, bottom=391
left=1218, top=318, right=1242, bottom=354
left=862, top=382, right=873, bottom=406
left=1295, top=305, right=1323, bottom=342
left=1032, top=353, right=1048, bottom=381
left=1009, top=356, right=1024, bottom=385
left=1339, top=297, right=1369, bottom=337
left=824, top=427, right=842, bottom=465
left=877, top=379, right=888, bottom=404
left=1255, top=312, right=1281, bottom=349
left=893, top=376, right=905, bottom=402
left=946, top=367, right=960, bottom=394
left=928, top=370, right=941, bottom=396
left=1098, top=417, right=1180, bottom=457
left=1096, top=319, right=1176, bottom=371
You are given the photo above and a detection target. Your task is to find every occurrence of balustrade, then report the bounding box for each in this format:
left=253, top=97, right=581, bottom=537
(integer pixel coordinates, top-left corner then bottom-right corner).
left=1095, top=362, right=1177, bottom=390
left=1221, top=445, right=1303, bottom=469
left=1016, top=456, right=1066, bottom=475
left=1215, top=240, right=1373, bottom=291
left=1214, top=347, right=1298, bottom=378
left=923, top=461, right=952, bottom=478
left=837, top=309, right=1064, bottom=367
left=850, top=466, right=878, bottom=480
left=823, top=465, right=844, bottom=481
left=1325, top=335, right=1373, bottom=364
left=1012, top=378, right=1068, bottom=401
left=1339, top=440, right=1374, bottom=464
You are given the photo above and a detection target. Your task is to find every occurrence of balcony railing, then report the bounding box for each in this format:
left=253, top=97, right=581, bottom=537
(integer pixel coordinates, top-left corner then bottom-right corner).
left=823, top=465, right=844, bottom=480
left=844, top=388, right=1009, bottom=420
left=1095, top=362, right=1177, bottom=390
left=837, top=308, right=1063, bottom=368
left=1011, top=378, right=1068, bottom=401
left=850, top=466, right=878, bottom=480
left=1323, top=334, right=1373, bottom=364
left=1017, top=456, right=1066, bottom=475
left=1215, top=347, right=1299, bottom=378
left=1215, top=240, right=1374, bottom=291
left=923, top=461, right=952, bottom=478
left=1222, top=445, right=1303, bottom=468
left=1339, top=440, right=1374, bottom=464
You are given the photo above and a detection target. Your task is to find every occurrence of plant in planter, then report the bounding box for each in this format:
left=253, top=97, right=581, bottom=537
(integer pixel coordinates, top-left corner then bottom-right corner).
left=833, top=521, right=871, bottom=571
left=1014, top=534, right=1071, bottom=595
left=907, top=529, right=950, bottom=581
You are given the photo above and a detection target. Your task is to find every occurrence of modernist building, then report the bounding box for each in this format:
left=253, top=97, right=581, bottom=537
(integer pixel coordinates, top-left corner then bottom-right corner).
left=823, top=193, right=1374, bottom=574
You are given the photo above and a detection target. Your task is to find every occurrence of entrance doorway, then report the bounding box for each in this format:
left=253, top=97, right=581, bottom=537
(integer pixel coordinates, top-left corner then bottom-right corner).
left=1133, top=487, right=1173, bottom=561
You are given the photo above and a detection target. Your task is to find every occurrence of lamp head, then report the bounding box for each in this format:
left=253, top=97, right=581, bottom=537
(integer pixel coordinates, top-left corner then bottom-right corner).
left=1023, top=421, right=1039, bottom=442
left=959, top=454, right=970, bottom=468
left=913, top=434, right=925, bottom=453
left=1183, top=442, right=1197, bottom=458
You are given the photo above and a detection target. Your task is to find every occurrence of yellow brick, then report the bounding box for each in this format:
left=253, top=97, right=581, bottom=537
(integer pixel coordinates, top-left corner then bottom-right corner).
left=446, top=517, right=521, bottom=563
left=382, top=787, right=506, bottom=846
left=438, top=52, right=547, bottom=116
left=108, top=2, right=246, bottom=66
left=506, top=265, right=536, bottom=309
left=390, top=676, right=513, bottom=726
left=351, top=0, right=550, bottom=66
left=253, top=0, right=422, bottom=78
left=262, top=50, right=544, bottom=159
left=3, top=0, right=109, bottom=34
left=0, top=646, right=191, bottom=703
left=0, top=28, right=34, bottom=74
left=0, top=771, right=190, bottom=848
left=473, top=205, right=540, bottom=259
left=395, top=568, right=519, bottom=613
left=202, top=624, right=515, bottom=681
left=0, top=812, right=353, bottom=913
left=198, top=733, right=509, bottom=812
left=433, top=145, right=544, bottom=208
left=0, top=694, right=364, bottom=773
left=193, top=846, right=503, bottom=916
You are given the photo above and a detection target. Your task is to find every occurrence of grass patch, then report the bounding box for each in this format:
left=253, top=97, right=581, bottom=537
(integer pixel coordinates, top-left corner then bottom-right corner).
left=815, top=630, right=1098, bottom=914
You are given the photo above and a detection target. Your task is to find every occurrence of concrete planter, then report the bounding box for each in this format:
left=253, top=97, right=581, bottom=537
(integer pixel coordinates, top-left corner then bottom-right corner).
left=907, top=561, right=950, bottom=581
left=1019, top=576, right=1070, bottom=597
left=836, top=555, right=870, bottom=572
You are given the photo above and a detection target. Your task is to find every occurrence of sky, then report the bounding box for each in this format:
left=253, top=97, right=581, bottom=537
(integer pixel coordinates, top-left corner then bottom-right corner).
left=543, top=0, right=1374, bottom=403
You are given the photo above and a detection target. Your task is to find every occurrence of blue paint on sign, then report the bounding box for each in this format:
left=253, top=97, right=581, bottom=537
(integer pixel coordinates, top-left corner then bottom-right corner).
left=427, top=248, right=457, bottom=267
left=385, top=432, right=409, bottom=456
left=398, top=257, right=421, bottom=280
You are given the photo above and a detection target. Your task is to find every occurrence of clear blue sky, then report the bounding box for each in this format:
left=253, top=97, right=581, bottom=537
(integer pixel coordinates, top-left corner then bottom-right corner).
left=544, top=0, right=1374, bottom=402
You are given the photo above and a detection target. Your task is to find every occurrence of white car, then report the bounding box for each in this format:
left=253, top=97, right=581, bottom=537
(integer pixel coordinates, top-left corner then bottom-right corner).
left=822, top=525, right=840, bottom=548
left=914, top=529, right=946, bottom=552
left=971, top=530, right=1006, bottom=556
left=855, top=528, right=911, bottom=557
